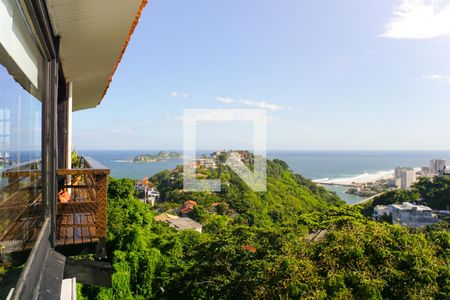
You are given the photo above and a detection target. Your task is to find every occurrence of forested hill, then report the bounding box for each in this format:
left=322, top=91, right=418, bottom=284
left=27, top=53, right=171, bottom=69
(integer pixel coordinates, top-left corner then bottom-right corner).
left=79, top=176, right=450, bottom=299
left=77, top=156, right=450, bottom=299
left=150, top=158, right=345, bottom=226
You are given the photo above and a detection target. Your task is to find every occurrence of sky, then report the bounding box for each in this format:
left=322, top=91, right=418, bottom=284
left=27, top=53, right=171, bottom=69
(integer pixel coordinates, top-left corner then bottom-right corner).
left=73, top=0, right=450, bottom=151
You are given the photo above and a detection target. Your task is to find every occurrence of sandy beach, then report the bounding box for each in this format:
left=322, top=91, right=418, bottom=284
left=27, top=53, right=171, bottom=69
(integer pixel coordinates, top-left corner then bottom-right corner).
left=313, top=170, right=395, bottom=186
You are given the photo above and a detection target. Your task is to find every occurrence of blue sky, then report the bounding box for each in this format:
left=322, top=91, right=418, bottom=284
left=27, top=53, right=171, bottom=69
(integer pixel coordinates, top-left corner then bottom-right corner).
left=73, top=0, right=450, bottom=151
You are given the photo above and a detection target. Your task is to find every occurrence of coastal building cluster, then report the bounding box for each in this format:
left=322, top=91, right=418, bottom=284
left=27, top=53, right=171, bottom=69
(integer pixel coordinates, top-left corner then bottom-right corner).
left=196, top=158, right=217, bottom=169
left=345, top=158, right=449, bottom=198
left=226, top=151, right=252, bottom=165
left=370, top=159, right=450, bottom=228
left=135, top=177, right=160, bottom=206
left=346, top=179, right=394, bottom=198
left=134, top=181, right=204, bottom=232
left=395, top=158, right=448, bottom=190
left=133, top=151, right=253, bottom=234
left=185, top=150, right=252, bottom=170
left=154, top=200, right=203, bottom=232
left=154, top=212, right=202, bottom=233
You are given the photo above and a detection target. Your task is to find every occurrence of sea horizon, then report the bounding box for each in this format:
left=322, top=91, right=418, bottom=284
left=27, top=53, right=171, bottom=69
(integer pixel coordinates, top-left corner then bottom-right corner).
left=78, top=149, right=450, bottom=152
left=77, top=149, right=450, bottom=204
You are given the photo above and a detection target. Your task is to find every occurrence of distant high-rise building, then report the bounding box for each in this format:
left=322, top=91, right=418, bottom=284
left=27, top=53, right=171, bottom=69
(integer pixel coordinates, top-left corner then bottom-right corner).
left=400, top=169, right=416, bottom=190
left=395, top=167, right=413, bottom=178
left=429, top=159, right=447, bottom=175
left=395, top=167, right=414, bottom=188
left=421, top=167, right=431, bottom=177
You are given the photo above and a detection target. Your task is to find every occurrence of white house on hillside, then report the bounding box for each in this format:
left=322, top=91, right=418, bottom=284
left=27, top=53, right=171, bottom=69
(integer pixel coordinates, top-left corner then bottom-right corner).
left=373, top=202, right=438, bottom=228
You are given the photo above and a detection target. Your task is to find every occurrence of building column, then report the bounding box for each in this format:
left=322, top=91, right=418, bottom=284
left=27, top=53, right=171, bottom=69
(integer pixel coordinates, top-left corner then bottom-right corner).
left=66, top=82, right=72, bottom=195
left=43, top=57, right=59, bottom=248
left=66, top=82, right=72, bottom=170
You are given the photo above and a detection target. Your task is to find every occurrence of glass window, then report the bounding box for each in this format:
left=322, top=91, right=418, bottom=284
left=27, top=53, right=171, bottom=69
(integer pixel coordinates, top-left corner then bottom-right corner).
left=0, top=1, right=46, bottom=295
left=0, top=64, right=42, bottom=296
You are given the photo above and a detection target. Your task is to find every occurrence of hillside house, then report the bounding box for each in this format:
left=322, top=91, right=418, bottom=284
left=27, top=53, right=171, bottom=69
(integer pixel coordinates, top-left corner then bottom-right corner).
left=373, top=202, right=438, bottom=228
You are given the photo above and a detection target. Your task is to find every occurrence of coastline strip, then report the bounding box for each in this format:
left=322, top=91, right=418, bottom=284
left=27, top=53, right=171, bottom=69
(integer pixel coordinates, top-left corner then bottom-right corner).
left=352, top=192, right=384, bottom=206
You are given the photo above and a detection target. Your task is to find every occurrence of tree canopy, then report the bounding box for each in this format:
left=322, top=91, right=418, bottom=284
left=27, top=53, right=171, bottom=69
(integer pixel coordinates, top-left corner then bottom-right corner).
left=79, top=163, right=450, bottom=299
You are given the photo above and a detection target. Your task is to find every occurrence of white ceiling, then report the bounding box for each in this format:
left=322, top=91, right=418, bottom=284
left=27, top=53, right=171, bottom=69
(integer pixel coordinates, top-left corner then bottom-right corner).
left=46, top=0, right=146, bottom=111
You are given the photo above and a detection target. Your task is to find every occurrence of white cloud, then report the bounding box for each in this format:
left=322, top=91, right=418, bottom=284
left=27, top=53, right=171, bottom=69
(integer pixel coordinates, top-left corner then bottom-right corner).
left=239, top=99, right=285, bottom=111
left=422, top=74, right=450, bottom=81
left=365, top=48, right=375, bottom=54
left=171, top=91, right=189, bottom=98
left=215, top=96, right=285, bottom=111
left=380, top=0, right=450, bottom=39
left=214, top=96, right=236, bottom=103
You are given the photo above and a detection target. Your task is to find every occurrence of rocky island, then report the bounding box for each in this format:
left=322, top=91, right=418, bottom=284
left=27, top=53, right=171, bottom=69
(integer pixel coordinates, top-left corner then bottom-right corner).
left=133, top=151, right=182, bottom=163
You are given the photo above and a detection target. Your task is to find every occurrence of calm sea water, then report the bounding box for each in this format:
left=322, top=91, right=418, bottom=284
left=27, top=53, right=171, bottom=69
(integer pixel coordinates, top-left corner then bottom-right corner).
left=78, top=150, right=450, bottom=204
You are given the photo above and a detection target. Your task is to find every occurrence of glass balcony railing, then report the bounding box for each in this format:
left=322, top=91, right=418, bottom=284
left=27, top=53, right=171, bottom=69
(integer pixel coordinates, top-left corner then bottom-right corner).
left=0, top=161, right=42, bottom=252
left=0, top=156, right=109, bottom=253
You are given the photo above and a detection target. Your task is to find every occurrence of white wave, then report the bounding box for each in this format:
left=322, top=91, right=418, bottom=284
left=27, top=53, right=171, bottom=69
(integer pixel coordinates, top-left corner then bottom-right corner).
left=111, top=159, right=133, bottom=163
left=314, top=177, right=330, bottom=182
left=313, top=169, right=395, bottom=185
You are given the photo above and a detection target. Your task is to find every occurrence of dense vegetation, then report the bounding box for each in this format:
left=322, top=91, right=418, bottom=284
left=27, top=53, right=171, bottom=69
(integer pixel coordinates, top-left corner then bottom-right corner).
left=79, top=160, right=450, bottom=299
left=150, top=159, right=344, bottom=226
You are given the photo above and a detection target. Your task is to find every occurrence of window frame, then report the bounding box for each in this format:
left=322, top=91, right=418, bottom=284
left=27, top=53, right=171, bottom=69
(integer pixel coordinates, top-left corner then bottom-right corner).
left=5, top=1, right=66, bottom=298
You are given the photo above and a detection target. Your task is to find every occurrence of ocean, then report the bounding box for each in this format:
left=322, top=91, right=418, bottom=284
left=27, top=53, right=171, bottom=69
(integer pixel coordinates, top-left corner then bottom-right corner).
left=78, top=150, right=450, bottom=204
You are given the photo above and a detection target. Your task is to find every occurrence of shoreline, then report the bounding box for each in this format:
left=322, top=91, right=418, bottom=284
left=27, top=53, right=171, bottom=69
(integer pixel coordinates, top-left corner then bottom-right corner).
left=313, top=170, right=395, bottom=186
left=321, top=185, right=366, bottom=205
left=352, top=192, right=385, bottom=206
left=317, top=182, right=358, bottom=187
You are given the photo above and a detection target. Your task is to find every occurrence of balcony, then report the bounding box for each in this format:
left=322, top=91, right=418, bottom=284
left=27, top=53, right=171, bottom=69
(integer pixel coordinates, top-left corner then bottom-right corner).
left=56, top=157, right=110, bottom=249
left=0, top=160, right=42, bottom=253
left=0, top=157, right=109, bottom=254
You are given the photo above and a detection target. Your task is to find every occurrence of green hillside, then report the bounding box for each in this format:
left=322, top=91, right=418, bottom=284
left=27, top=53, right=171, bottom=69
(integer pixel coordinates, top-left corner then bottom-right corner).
left=149, top=157, right=344, bottom=226
left=78, top=177, right=450, bottom=299
left=77, top=156, right=449, bottom=299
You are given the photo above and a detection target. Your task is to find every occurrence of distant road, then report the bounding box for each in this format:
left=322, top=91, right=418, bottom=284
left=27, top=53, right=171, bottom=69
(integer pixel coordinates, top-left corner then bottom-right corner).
left=352, top=192, right=384, bottom=206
